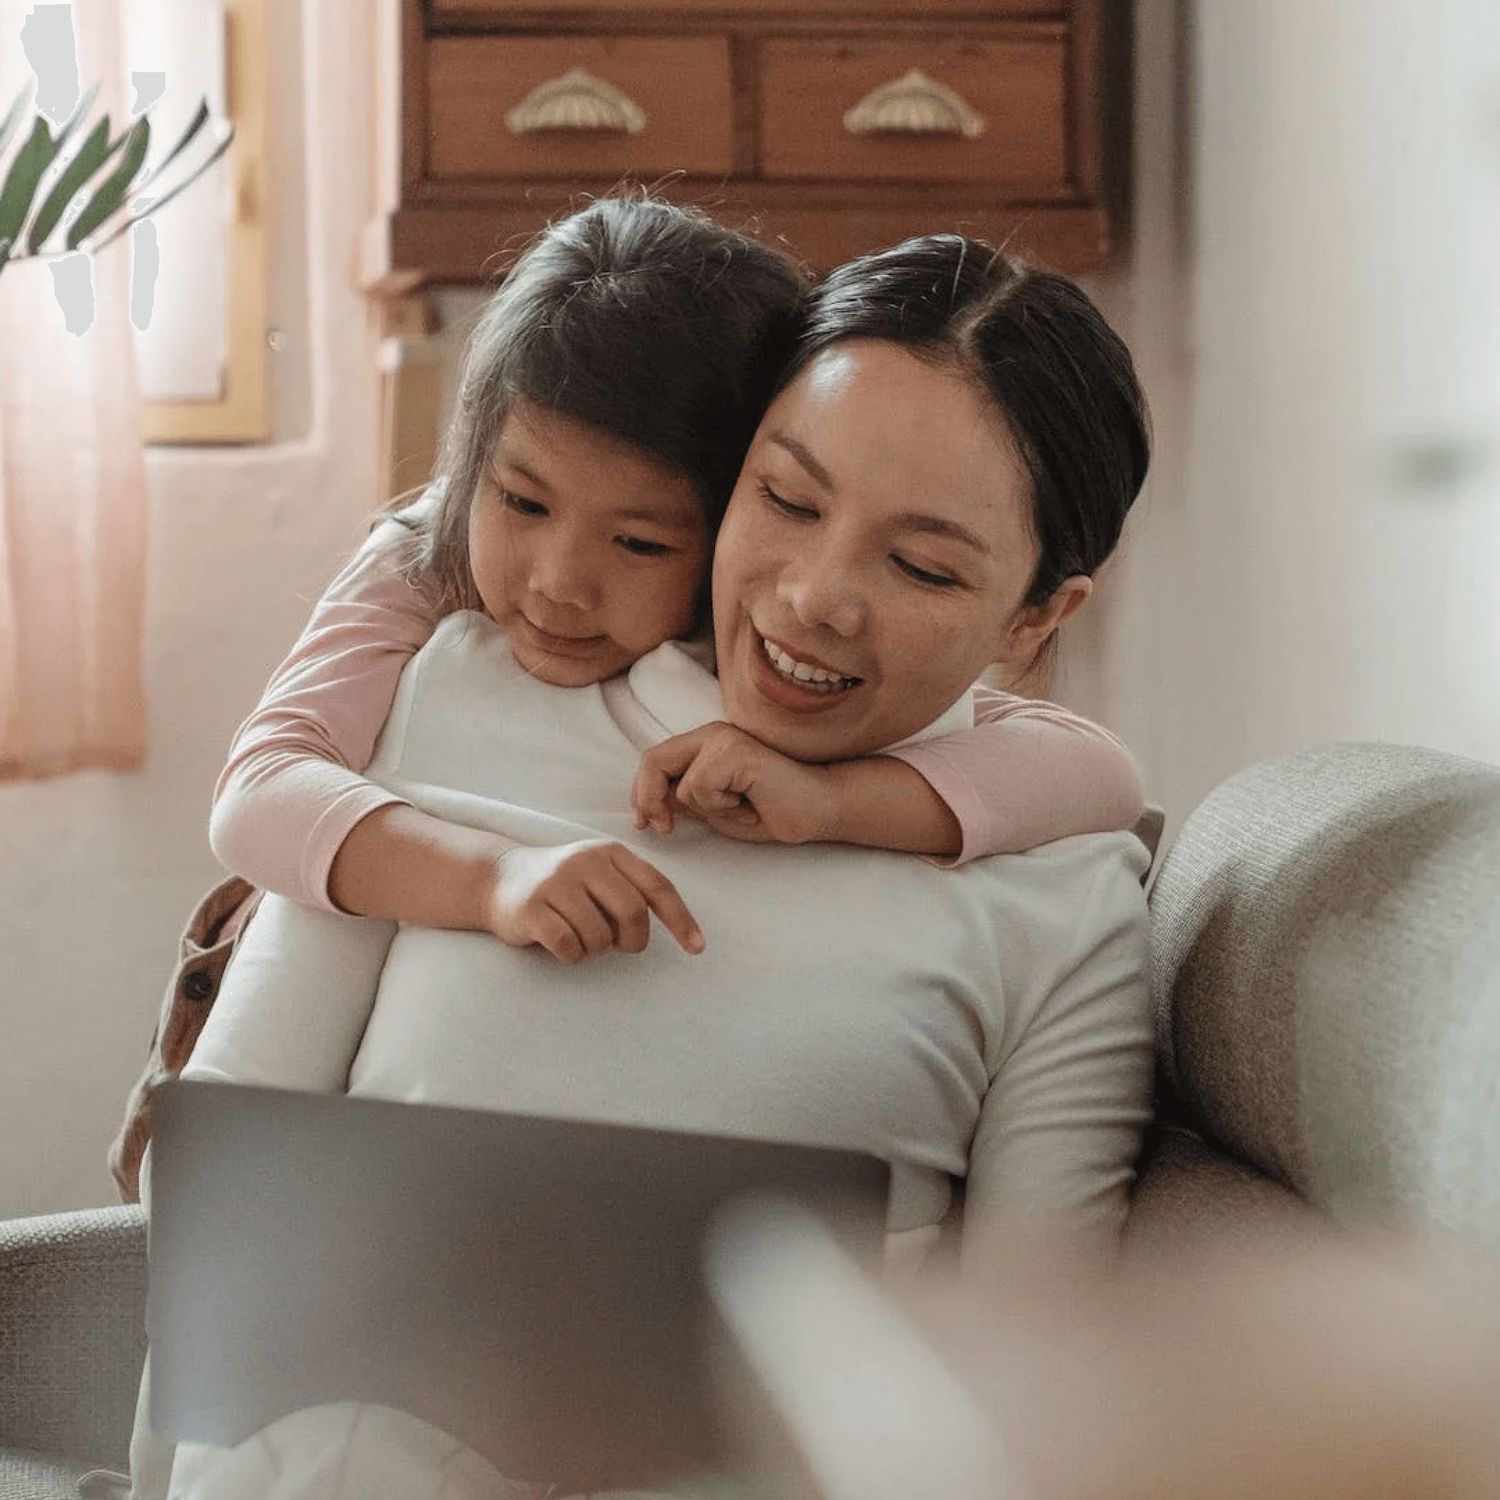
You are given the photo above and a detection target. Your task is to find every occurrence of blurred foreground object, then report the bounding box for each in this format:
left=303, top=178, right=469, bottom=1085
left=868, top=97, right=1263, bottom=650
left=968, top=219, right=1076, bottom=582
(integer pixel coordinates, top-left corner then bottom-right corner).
left=708, top=1201, right=1500, bottom=1500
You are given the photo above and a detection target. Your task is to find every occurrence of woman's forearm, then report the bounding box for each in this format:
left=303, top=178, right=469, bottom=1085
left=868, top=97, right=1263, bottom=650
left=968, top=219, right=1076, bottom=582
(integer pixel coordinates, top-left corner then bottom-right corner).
left=327, top=804, right=513, bottom=930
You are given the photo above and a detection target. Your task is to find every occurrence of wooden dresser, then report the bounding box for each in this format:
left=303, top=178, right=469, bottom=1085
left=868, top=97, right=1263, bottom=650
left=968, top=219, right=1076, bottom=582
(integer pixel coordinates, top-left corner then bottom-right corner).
left=366, top=0, right=1128, bottom=490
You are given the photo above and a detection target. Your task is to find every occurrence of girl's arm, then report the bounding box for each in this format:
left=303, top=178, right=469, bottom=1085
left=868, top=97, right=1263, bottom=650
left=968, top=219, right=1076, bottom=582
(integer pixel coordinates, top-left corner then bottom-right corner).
left=212, top=503, right=704, bottom=960
left=208, top=509, right=442, bottom=909
left=871, top=686, right=1146, bottom=861
left=631, top=688, right=1145, bottom=860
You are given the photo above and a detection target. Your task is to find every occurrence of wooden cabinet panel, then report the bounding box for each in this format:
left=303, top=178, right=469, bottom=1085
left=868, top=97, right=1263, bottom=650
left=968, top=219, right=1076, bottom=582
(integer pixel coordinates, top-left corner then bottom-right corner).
left=426, top=35, right=735, bottom=181
left=369, top=1, right=1125, bottom=291
left=757, top=34, right=1069, bottom=190
left=430, top=1, right=1062, bottom=19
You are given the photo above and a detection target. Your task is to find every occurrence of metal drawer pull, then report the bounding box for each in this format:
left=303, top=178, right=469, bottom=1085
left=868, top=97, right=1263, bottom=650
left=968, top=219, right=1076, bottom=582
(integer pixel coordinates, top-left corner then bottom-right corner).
left=842, top=70, right=984, bottom=139
left=505, top=68, right=648, bottom=135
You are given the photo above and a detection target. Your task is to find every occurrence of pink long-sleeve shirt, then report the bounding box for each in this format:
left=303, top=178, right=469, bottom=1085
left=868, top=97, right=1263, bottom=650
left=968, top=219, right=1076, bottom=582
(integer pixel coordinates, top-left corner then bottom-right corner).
left=211, top=513, right=1145, bottom=909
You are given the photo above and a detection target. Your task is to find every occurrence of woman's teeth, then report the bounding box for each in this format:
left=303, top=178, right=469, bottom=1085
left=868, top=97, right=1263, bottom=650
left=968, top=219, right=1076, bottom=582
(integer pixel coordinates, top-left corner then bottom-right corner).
left=761, top=637, right=859, bottom=694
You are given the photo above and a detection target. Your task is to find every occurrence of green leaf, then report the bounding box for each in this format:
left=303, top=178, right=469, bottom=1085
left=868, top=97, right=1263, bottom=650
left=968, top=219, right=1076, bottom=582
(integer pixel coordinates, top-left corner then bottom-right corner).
left=139, top=98, right=210, bottom=189
left=0, top=117, right=61, bottom=254
left=52, top=82, right=101, bottom=155
left=27, top=115, right=114, bottom=254
left=66, top=114, right=150, bottom=250
left=90, top=123, right=234, bottom=254
left=0, top=84, right=34, bottom=159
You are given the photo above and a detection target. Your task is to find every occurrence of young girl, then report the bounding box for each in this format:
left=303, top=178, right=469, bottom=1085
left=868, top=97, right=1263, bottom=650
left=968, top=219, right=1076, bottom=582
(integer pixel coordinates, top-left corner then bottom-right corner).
left=209, top=196, right=1145, bottom=961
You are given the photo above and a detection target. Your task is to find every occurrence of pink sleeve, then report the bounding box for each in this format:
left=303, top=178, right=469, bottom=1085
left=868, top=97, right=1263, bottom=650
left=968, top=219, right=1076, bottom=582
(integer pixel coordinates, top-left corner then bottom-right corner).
left=884, top=686, right=1146, bottom=864
left=208, top=517, right=442, bottom=909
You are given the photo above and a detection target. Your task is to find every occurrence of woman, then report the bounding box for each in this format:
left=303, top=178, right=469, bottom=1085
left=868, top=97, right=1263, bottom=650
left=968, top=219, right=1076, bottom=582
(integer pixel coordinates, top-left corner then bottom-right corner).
left=159, top=234, right=1153, bottom=1500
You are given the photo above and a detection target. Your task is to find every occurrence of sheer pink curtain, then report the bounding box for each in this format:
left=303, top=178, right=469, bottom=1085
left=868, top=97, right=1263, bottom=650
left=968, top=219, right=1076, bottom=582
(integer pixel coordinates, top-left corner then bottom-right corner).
left=0, top=0, right=148, bottom=779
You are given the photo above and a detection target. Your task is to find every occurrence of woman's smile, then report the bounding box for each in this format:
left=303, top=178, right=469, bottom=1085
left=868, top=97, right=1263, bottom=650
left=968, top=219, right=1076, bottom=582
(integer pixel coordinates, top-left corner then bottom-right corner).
left=749, top=630, right=865, bottom=714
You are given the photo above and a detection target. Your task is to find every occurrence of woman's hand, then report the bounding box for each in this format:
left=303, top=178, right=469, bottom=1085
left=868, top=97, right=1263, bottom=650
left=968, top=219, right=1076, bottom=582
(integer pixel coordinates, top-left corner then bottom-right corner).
left=632, top=722, right=837, bottom=845
left=485, top=839, right=705, bottom=964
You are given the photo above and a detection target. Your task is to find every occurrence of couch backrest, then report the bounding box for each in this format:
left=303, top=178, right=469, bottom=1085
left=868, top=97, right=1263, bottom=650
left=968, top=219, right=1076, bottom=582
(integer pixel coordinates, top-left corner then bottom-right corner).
left=1149, top=742, right=1500, bottom=1244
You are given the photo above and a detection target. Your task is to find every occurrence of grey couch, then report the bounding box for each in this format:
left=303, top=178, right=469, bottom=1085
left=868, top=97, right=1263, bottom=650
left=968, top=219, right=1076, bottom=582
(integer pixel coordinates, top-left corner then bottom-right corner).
left=4, top=741, right=1498, bottom=1496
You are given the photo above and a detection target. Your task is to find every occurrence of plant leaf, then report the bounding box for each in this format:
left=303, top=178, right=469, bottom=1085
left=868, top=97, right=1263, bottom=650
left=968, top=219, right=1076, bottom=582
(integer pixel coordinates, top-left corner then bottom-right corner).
left=138, top=98, right=210, bottom=190
left=0, top=84, right=35, bottom=160
left=67, top=114, right=150, bottom=250
left=90, top=123, right=235, bottom=254
left=52, top=82, right=102, bottom=156
left=27, top=114, right=114, bottom=254
left=0, top=117, right=61, bottom=258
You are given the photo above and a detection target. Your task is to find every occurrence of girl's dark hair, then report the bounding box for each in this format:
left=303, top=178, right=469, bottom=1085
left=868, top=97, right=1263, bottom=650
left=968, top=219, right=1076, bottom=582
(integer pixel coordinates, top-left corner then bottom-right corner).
left=409, top=195, right=807, bottom=612
left=784, top=234, right=1150, bottom=611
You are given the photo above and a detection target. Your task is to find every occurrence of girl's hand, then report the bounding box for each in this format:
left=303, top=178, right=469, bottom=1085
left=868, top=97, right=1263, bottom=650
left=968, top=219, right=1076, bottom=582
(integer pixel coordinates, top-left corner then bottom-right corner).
left=486, top=840, right=705, bottom=963
left=632, top=722, right=837, bottom=846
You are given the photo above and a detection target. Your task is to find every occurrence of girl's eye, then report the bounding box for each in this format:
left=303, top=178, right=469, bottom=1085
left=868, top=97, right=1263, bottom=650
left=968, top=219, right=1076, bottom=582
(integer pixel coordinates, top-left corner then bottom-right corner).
left=617, top=536, right=672, bottom=558
left=894, top=556, right=961, bottom=589
left=501, top=490, right=547, bottom=518
left=759, top=482, right=818, bottom=521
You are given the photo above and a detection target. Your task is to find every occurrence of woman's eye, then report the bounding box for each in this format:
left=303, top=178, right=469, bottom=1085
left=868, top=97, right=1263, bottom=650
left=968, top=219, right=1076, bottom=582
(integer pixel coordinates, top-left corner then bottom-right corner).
left=759, top=482, right=818, bottom=521
left=617, top=536, right=672, bottom=558
left=894, top=556, right=961, bottom=589
left=501, top=490, right=547, bottom=518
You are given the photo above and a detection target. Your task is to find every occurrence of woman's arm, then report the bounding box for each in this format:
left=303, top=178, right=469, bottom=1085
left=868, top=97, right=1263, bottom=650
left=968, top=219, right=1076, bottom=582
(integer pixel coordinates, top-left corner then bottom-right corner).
left=962, top=846, right=1154, bottom=1261
left=631, top=692, right=1145, bottom=861
left=208, top=510, right=442, bottom=909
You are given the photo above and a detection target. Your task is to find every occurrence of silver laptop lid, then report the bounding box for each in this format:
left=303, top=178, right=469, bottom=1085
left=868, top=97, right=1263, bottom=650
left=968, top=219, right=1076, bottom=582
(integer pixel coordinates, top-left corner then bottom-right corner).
left=147, top=1079, right=888, bottom=1491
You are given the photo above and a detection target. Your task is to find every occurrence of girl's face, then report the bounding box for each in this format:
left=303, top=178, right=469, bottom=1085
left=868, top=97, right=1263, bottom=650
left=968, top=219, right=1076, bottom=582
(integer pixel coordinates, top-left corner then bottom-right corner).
left=712, top=340, right=1084, bottom=762
left=469, top=402, right=710, bottom=687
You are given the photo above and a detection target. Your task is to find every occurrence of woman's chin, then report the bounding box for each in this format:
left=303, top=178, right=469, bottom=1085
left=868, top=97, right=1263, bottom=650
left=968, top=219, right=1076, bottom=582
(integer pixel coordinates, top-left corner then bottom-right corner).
left=721, top=637, right=870, bottom=761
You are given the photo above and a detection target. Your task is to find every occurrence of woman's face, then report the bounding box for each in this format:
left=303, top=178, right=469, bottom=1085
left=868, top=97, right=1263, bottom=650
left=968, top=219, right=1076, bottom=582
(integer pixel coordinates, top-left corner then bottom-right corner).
left=712, top=340, right=1058, bottom=762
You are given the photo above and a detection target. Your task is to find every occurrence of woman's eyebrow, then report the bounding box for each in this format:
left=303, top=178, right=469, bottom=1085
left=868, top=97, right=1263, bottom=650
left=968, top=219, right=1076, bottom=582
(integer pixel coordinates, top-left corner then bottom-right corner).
left=768, top=432, right=834, bottom=491
left=892, top=512, right=992, bottom=556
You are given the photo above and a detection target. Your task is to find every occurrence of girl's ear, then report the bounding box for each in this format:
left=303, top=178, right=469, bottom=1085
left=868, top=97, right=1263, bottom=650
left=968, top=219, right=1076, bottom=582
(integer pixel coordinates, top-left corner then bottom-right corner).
left=1002, top=575, right=1093, bottom=666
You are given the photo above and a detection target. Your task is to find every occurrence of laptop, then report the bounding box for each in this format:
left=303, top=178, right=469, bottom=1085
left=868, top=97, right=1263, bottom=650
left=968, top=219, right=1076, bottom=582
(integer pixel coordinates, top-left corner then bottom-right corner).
left=146, top=1078, right=889, bottom=1492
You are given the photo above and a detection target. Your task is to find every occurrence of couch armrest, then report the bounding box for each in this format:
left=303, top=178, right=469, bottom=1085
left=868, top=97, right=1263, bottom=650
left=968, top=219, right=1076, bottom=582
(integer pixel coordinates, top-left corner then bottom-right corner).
left=0, top=1205, right=148, bottom=1471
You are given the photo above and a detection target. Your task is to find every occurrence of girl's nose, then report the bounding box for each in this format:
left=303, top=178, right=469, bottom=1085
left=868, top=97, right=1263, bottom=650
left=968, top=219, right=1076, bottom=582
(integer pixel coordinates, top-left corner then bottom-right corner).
left=528, top=533, right=597, bottom=610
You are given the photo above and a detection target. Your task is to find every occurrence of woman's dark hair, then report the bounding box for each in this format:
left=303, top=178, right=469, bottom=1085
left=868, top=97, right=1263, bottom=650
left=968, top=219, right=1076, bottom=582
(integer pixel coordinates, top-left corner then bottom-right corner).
left=784, top=234, right=1150, bottom=610
left=408, top=195, right=807, bottom=612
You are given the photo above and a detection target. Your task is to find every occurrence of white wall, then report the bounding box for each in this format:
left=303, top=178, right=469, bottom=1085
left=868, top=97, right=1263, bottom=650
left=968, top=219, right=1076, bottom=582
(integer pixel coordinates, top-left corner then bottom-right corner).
left=0, top=0, right=381, bottom=1217
left=1074, top=0, right=1500, bottom=836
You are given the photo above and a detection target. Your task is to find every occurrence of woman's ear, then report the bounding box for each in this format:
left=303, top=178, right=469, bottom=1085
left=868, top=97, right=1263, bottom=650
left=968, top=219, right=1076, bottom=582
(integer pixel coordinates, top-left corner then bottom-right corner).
left=1003, top=576, right=1093, bottom=664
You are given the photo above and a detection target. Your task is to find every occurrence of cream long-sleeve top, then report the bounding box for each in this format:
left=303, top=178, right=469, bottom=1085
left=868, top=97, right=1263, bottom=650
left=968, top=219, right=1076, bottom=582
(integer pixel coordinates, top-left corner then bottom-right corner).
left=189, top=611, right=1155, bottom=1248
left=208, top=501, right=1145, bottom=907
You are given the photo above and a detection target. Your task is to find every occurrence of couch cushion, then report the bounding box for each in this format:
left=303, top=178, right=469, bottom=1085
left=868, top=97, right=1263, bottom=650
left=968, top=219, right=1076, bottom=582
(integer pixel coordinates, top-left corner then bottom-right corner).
left=0, top=1447, right=91, bottom=1500
left=0, top=1206, right=147, bottom=1473
left=1149, top=742, right=1500, bottom=1243
left=1123, top=1126, right=1318, bottom=1268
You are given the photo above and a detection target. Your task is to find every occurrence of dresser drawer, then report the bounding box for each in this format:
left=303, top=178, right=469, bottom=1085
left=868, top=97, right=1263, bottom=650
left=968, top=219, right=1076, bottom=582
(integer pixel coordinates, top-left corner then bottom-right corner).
left=426, top=35, right=735, bottom=181
left=756, top=36, right=1069, bottom=191
left=431, top=0, right=1060, bottom=16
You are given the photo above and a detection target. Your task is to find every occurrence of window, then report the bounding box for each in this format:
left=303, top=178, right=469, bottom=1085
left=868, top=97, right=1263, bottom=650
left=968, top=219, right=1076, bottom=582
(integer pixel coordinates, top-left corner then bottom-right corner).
left=126, top=0, right=268, bottom=443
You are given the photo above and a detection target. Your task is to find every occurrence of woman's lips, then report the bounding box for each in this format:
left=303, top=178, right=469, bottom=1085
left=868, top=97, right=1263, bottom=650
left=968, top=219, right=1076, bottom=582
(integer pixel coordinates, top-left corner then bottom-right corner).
left=746, top=630, right=862, bottom=715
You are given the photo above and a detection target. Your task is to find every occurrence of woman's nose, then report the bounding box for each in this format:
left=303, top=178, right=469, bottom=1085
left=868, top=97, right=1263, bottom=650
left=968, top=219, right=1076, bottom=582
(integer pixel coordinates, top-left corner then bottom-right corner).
left=778, top=551, right=865, bottom=638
